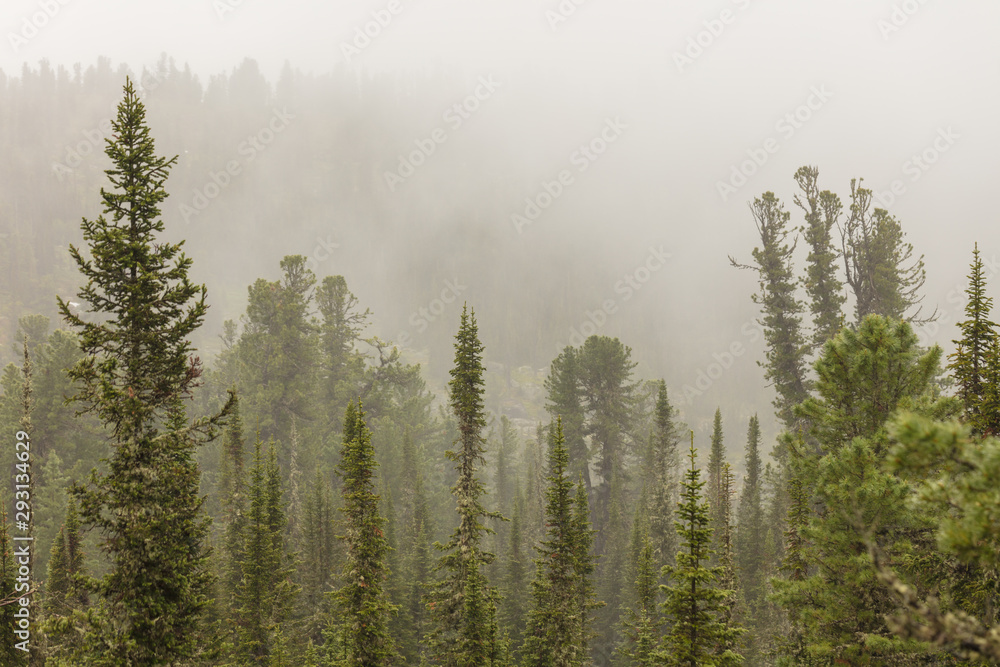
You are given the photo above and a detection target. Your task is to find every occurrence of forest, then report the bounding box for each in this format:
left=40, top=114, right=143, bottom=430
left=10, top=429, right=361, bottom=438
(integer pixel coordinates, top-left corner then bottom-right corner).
left=1, top=61, right=1000, bottom=666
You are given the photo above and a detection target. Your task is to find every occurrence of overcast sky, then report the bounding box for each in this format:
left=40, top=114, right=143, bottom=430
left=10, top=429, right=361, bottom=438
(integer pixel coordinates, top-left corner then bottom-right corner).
left=4, top=0, right=1000, bottom=427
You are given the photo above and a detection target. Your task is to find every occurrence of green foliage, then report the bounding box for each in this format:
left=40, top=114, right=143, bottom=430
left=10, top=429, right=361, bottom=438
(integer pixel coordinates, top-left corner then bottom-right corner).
left=732, top=191, right=809, bottom=427
left=545, top=347, right=591, bottom=496
left=522, top=418, right=597, bottom=667
left=235, top=436, right=298, bottom=665
left=618, top=535, right=660, bottom=667
left=645, top=381, right=681, bottom=571
left=707, top=408, right=725, bottom=562
left=658, top=434, right=744, bottom=665
left=331, top=401, right=398, bottom=666
left=735, top=415, right=765, bottom=606
left=0, top=500, right=24, bottom=665
left=843, top=180, right=931, bottom=322
left=948, top=244, right=1000, bottom=436
left=424, top=305, right=503, bottom=666
left=793, top=166, right=846, bottom=348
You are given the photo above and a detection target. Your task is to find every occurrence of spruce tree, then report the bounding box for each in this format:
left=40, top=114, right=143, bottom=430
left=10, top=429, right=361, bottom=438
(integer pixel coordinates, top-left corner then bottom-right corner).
left=41, top=498, right=87, bottom=664
left=707, top=408, right=725, bottom=561
left=235, top=437, right=296, bottom=665
left=56, top=77, right=233, bottom=665
left=218, top=390, right=248, bottom=617
left=658, top=433, right=744, bottom=666
left=332, top=401, right=397, bottom=666
left=501, top=488, right=528, bottom=651
left=424, top=305, right=503, bottom=666
left=948, top=243, right=999, bottom=435
left=646, top=380, right=680, bottom=571
left=522, top=418, right=586, bottom=667
left=734, top=416, right=765, bottom=607
left=618, top=535, right=660, bottom=667
left=571, top=478, right=601, bottom=664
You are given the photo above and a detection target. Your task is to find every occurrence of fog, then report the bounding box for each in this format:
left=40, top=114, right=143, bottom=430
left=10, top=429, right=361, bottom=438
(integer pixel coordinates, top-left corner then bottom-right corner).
left=3, top=0, right=999, bottom=446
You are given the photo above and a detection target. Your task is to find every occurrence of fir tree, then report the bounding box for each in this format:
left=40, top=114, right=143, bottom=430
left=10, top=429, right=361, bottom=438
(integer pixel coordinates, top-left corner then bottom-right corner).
left=235, top=436, right=296, bottom=665
left=707, top=408, right=725, bottom=562
left=424, top=305, right=503, bottom=666
left=56, top=78, right=233, bottom=665
left=658, top=433, right=743, bottom=666
left=522, top=417, right=586, bottom=667
left=646, top=380, right=680, bottom=572
left=948, top=243, right=999, bottom=435
left=618, top=535, right=660, bottom=667
left=218, top=390, right=248, bottom=617
left=570, top=477, right=601, bottom=664
left=734, top=416, right=765, bottom=607
left=501, top=488, right=528, bottom=651
left=331, top=401, right=397, bottom=666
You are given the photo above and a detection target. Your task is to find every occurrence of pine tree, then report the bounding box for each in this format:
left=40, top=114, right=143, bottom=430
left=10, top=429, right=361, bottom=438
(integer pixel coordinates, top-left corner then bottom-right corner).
left=948, top=243, right=999, bottom=435
left=618, top=535, right=660, bottom=667
left=658, top=432, right=744, bottom=666
left=842, top=180, right=931, bottom=322
left=730, top=192, right=809, bottom=427
left=331, top=401, right=397, bottom=666
left=545, top=347, right=591, bottom=496
left=424, top=305, right=503, bottom=666
left=56, top=78, right=233, bottom=665
left=522, top=417, right=587, bottom=667
left=793, top=166, right=846, bottom=348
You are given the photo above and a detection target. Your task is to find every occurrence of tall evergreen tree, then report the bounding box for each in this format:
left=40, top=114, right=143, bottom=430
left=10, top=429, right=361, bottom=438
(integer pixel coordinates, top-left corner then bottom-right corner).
left=707, top=408, right=725, bottom=561
left=521, top=418, right=585, bottom=667
left=658, top=433, right=744, bottom=666
left=41, top=498, right=88, bottom=664
left=545, top=347, right=591, bottom=495
left=56, top=77, right=232, bottom=665
left=842, top=180, right=931, bottom=322
left=331, top=401, right=397, bottom=666
left=734, top=416, right=765, bottom=607
left=793, top=166, right=846, bottom=348
left=571, top=478, right=601, bottom=663
left=501, top=488, right=528, bottom=651
left=424, top=305, right=503, bottom=666
left=730, top=192, right=809, bottom=427
left=235, top=437, right=297, bottom=665
left=948, top=243, right=999, bottom=436
left=646, top=380, right=680, bottom=571
left=618, top=534, right=660, bottom=667
left=218, top=390, right=248, bottom=617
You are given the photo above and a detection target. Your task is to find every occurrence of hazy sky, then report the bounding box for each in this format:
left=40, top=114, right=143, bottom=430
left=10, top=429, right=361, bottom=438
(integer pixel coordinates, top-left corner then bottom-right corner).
left=4, top=0, right=1000, bottom=435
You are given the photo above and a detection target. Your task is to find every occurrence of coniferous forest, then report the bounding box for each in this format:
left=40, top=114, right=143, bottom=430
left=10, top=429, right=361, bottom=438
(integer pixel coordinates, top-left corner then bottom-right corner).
left=2, top=8, right=1000, bottom=666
